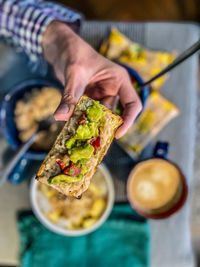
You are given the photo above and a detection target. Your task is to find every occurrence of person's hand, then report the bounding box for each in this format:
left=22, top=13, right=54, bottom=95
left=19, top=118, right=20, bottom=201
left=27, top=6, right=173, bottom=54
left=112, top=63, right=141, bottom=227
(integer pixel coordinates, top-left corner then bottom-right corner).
left=42, top=21, right=142, bottom=138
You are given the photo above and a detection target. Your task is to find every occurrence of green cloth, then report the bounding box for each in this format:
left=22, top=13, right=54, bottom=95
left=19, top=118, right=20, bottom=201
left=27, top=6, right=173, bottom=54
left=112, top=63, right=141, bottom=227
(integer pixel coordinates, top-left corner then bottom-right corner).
left=17, top=205, right=150, bottom=267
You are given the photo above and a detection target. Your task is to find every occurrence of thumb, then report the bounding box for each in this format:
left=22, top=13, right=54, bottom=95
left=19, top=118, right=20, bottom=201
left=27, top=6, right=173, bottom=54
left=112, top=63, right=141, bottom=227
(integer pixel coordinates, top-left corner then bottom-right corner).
left=54, top=67, right=87, bottom=121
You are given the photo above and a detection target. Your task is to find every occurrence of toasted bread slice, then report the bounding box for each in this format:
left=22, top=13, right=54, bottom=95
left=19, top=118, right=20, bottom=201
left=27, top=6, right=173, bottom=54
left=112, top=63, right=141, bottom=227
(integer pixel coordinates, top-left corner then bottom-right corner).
left=36, top=95, right=122, bottom=198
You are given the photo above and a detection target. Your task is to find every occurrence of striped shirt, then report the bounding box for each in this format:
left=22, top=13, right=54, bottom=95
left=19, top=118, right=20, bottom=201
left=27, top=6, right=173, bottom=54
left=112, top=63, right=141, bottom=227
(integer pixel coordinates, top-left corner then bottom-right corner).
left=0, top=0, right=82, bottom=72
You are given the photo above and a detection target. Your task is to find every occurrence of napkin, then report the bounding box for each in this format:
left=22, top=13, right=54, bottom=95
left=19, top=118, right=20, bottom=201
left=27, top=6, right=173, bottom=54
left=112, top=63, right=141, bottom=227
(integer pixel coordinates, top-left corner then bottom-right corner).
left=17, top=205, right=150, bottom=267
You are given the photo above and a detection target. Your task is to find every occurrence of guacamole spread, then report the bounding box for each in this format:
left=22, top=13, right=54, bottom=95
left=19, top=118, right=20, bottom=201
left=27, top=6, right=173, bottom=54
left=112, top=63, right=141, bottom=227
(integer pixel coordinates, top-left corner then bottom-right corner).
left=49, top=174, right=83, bottom=184
left=75, top=122, right=98, bottom=140
left=86, top=101, right=104, bottom=122
left=48, top=101, right=105, bottom=184
left=70, top=144, right=94, bottom=163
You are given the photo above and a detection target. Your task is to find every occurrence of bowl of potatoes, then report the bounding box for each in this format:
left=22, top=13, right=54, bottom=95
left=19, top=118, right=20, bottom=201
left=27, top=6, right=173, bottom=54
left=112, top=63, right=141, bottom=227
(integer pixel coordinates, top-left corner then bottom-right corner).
left=30, top=164, right=115, bottom=236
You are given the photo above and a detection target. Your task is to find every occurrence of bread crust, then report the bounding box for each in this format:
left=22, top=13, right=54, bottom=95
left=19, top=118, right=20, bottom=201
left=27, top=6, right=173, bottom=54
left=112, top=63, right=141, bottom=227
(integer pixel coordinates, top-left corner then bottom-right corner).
left=36, top=95, right=122, bottom=197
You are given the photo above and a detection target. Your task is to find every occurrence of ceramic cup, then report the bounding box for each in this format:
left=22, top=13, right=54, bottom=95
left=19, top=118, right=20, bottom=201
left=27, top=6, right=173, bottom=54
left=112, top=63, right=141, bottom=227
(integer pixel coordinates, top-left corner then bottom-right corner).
left=127, top=142, right=188, bottom=219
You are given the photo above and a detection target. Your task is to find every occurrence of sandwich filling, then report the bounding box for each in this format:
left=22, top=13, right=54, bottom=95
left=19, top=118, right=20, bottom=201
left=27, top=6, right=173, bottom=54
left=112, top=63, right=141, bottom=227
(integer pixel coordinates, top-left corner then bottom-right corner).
left=37, top=96, right=122, bottom=197
left=47, top=101, right=105, bottom=185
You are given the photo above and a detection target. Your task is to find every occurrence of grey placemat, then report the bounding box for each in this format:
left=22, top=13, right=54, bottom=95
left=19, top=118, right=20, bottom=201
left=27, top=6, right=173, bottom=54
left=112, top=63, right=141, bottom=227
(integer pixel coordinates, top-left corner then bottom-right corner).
left=80, top=21, right=147, bottom=47
left=80, top=22, right=148, bottom=202
left=192, top=93, right=200, bottom=225
left=0, top=22, right=198, bottom=267
left=146, top=23, right=198, bottom=267
left=80, top=22, right=200, bottom=267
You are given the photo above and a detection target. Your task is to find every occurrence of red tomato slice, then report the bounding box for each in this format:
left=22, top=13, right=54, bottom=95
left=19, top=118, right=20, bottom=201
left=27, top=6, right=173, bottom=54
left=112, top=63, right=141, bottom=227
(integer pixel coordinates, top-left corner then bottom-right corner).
left=63, top=162, right=81, bottom=177
left=90, top=136, right=101, bottom=155
left=95, top=136, right=101, bottom=149
left=56, top=160, right=66, bottom=171
left=79, top=114, right=86, bottom=125
left=90, top=136, right=101, bottom=149
left=131, top=76, right=136, bottom=83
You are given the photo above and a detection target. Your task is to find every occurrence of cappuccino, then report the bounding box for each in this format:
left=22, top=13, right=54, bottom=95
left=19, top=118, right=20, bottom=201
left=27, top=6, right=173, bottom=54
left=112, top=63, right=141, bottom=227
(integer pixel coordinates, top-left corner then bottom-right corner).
left=128, top=159, right=183, bottom=215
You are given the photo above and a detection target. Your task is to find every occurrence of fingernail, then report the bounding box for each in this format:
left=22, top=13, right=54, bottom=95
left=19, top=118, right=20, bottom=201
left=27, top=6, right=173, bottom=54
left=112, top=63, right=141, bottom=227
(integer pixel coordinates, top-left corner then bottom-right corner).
left=54, top=103, right=69, bottom=120
left=115, top=130, right=121, bottom=139
left=57, top=103, right=69, bottom=113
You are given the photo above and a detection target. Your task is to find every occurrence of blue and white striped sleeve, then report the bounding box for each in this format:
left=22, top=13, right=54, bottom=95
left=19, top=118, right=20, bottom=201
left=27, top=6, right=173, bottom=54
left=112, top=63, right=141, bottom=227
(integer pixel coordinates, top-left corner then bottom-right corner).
left=0, top=0, right=83, bottom=73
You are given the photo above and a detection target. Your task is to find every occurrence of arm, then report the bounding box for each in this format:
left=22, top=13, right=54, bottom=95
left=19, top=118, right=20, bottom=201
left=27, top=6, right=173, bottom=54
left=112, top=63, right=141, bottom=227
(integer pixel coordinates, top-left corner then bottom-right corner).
left=42, top=21, right=142, bottom=138
left=0, top=1, right=142, bottom=138
left=0, top=0, right=82, bottom=69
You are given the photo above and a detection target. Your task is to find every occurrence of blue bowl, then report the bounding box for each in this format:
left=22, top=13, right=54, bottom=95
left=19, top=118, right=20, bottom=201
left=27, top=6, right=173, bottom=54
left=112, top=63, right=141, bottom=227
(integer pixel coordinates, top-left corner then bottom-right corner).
left=121, top=63, right=149, bottom=109
left=0, top=79, right=63, bottom=160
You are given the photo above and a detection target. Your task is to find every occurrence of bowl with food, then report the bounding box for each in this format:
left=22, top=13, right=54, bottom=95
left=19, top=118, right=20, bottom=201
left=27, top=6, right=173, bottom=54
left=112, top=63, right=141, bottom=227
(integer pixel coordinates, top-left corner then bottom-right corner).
left=30, top=164, right=114, bottom=236
left=0, top=79, right=63, bottom=157
left=115, top=64, right=149, bottom=116
left=0, top=79, right=63, bottom=183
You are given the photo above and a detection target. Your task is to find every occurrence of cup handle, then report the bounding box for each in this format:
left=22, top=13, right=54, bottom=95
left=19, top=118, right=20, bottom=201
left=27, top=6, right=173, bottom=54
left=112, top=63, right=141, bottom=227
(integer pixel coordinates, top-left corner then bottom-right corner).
left=8, top=155, right=31, bottom=184
left=0, top=133, right=38, bottom=185
left=153, top=141, right=169, bottom=159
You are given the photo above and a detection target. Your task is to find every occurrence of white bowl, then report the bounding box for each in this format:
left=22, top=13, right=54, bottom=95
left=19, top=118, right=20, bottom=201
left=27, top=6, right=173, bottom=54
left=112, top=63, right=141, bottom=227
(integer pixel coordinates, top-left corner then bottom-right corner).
left=30, top=164, right=115, bottom=236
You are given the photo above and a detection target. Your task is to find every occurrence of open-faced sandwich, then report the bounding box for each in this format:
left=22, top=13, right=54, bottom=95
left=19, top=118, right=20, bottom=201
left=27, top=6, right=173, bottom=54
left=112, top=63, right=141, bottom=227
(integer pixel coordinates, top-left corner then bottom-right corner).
left=36, top=95, right=122, bottom=198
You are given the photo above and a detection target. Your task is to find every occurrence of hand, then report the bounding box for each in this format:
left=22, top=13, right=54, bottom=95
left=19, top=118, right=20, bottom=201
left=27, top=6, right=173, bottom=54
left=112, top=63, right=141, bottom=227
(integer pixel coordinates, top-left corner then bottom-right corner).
left=42, top=21, right=142, bottom=138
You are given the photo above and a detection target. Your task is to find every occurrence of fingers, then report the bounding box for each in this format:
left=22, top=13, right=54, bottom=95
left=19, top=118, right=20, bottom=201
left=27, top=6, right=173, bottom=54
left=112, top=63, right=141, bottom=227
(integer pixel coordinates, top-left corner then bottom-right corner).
left=100, top=95, right=119, bottom=111
left=54, top=93, right=76, bottom=121
left=115, top=78, right=142, bottom=139
left=115, top=100, right=142, bottom=139
left=54, top=66, right=87, bottom=121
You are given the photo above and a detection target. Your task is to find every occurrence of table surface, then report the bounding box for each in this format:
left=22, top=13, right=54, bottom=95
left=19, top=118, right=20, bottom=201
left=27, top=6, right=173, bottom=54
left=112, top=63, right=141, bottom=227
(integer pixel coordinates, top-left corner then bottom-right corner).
left=0, top=22, right=199, bottom=267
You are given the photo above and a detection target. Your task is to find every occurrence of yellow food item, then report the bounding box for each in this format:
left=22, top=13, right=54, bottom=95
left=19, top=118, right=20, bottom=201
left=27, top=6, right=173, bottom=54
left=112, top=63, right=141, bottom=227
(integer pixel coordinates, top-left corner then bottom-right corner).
left=100, top=28, right=129, bottom=59
left=88, top=183, right=103, bottom=197
left=66, top=224, right=74, bottom=230
left=46, top=209, right=62, bottom=223
left=135, top=110, right=156, bottom=134
left=82, top=218, right=97, bottom=229
left=100, top=28, right=176, bottom=90
left=90, top=199, right=106, bottom=217
left=39, top=184, right=55, bottom=199
left=119, top=91, right=179, bottom=156
left=38, top=168, right=108, bottom=231
left=14, top=87, right=62, bottom=151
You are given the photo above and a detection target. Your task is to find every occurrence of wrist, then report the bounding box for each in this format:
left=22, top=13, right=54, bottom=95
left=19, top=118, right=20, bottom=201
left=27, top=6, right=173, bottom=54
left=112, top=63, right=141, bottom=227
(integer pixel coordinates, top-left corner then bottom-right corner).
left=42, top=20, right=76, bottom=66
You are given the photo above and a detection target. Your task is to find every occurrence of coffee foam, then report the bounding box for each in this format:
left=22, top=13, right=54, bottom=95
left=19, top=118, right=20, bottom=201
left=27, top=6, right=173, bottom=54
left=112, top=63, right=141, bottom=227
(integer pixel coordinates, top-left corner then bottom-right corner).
left=129, top=159, right=181, bottom=211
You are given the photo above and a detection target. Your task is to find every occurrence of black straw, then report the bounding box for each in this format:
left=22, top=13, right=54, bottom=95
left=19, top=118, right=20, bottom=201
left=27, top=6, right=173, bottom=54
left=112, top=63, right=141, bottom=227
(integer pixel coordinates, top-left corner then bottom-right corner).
left=140, top=39, right=200, bottom=88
